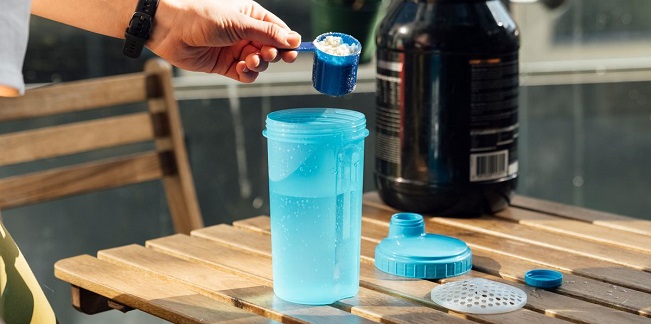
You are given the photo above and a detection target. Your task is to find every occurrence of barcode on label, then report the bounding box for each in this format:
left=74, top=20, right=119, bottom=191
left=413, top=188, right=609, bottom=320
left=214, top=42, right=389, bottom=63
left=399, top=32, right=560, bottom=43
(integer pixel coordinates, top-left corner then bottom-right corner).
left=470, top=150, right=508, bottom=182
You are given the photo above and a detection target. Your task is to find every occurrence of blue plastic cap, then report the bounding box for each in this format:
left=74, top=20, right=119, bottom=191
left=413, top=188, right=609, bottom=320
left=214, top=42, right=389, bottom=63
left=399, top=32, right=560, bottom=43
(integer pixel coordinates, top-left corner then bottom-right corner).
left=374, top=213, right=472, bottom=279
left=525, top=269, right=563, bottom=288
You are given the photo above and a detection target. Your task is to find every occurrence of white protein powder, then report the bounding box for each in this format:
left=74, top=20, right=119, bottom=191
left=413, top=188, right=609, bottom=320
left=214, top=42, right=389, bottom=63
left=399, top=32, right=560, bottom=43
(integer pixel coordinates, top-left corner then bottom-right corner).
left=315, top=36, right=358, bottom=56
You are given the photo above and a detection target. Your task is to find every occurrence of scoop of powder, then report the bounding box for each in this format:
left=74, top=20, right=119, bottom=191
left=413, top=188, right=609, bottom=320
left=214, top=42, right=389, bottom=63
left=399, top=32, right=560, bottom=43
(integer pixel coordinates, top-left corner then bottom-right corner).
left=315, top=35, right=358, bottom=56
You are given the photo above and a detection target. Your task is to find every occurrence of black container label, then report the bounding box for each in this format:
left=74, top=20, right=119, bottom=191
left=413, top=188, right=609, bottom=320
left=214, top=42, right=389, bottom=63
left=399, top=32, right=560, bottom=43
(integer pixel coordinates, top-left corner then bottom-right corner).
left=468, top=57, right=519, bottom=182
left=376, top=50, right=518, bottom=184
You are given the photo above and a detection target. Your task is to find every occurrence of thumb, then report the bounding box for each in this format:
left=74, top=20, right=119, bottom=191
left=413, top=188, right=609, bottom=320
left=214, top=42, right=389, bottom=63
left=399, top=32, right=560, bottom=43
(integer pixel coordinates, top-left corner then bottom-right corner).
left=240, top=17, right=301, bottom=49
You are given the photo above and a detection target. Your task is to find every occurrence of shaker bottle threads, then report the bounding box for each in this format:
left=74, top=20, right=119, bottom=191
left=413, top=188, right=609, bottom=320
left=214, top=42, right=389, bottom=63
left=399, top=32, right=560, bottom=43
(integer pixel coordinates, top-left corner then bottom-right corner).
left=374, top=0, right=520, bottom=216
left=263, top=108, right=369, bottom=305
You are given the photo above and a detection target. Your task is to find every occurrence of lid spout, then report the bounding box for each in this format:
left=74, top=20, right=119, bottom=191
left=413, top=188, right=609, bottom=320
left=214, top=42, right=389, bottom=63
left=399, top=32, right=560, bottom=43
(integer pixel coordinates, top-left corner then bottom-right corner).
left=388, top=213, right=426, bottom=238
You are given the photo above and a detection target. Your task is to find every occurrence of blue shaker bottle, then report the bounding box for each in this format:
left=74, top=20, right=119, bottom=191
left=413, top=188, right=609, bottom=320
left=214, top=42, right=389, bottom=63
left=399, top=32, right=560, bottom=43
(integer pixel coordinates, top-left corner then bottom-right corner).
left=263, top=108, right=369, bottom=305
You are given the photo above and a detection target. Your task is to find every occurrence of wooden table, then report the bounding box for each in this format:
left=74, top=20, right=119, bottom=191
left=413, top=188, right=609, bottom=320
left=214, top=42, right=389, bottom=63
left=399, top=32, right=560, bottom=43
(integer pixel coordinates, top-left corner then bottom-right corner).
left=55, top=192, right=651, bottom=323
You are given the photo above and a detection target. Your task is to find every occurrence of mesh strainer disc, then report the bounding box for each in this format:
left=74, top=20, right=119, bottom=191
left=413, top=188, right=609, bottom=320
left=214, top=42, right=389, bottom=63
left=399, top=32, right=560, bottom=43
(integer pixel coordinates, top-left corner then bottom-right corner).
left=431, top=278, right=527, bottom=314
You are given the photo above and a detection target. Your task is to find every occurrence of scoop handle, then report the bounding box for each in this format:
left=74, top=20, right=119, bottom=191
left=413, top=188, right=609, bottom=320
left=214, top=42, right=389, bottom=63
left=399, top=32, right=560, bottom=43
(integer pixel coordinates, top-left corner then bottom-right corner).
left=279, top=42, right=316, bottom=52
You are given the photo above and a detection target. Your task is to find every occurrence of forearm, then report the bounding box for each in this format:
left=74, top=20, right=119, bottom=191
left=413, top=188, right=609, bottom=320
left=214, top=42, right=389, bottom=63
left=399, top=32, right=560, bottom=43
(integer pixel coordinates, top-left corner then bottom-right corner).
left=31, top=0, right=134, bottom=39
left=28, top=0, right=300, bottom=81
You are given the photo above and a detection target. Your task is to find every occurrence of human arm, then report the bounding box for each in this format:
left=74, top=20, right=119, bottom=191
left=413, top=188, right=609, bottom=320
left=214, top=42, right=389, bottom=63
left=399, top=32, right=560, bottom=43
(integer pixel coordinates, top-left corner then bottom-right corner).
left=30, top=0, right=301, bottom=83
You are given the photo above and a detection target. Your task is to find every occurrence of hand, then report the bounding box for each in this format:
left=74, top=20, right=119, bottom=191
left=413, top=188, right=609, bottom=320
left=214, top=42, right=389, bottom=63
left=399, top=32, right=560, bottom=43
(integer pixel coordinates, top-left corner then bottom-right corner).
left=148, top=0, right=301, bottom=83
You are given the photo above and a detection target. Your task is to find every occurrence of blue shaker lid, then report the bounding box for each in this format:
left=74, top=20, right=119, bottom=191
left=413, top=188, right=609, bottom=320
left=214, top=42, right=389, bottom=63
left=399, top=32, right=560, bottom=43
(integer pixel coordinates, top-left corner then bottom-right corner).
left=374, top=213, right=472, bottom=279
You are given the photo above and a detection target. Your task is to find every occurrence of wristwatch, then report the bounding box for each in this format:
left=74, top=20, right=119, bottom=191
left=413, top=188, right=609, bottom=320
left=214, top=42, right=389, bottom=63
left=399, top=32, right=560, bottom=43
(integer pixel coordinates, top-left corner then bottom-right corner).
left=123, top=0, right=159, bottom=58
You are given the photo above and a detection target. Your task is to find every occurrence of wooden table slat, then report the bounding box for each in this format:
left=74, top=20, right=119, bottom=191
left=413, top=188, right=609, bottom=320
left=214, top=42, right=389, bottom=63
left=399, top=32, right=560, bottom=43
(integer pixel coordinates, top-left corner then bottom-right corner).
left=360, top=205, right=651, bottom=294
left=54, top=255, right=277, bottom=324
left=425, top=214, right=651, bottom=271
left=494, top=208, right=651, bottom=253
left=147, top=234, right=472, bottom=323
left=97, top=244, right=371, bottom=324
left=511, top=195, right=651, bottom=236
left=362, top=192, right=651, bottom=237
left=231, top=216, right=651, bottom=322
left=54, top=193, right=651, bottom=323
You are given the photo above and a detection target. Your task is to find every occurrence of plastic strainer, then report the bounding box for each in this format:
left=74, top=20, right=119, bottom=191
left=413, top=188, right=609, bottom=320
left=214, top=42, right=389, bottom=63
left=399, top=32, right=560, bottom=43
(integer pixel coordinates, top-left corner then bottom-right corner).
left=430, top=278, right=527, bottom=314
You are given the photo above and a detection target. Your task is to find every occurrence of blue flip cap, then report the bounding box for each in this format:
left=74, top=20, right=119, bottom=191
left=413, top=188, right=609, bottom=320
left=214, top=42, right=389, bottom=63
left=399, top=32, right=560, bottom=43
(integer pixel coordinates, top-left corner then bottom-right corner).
left=525, top=269, right=563, bottom=288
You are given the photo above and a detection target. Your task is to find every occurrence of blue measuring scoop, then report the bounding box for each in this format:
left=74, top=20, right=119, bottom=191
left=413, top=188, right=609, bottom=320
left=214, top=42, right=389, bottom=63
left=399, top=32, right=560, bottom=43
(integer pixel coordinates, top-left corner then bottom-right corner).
left=282, top=32, right=361, bottom=97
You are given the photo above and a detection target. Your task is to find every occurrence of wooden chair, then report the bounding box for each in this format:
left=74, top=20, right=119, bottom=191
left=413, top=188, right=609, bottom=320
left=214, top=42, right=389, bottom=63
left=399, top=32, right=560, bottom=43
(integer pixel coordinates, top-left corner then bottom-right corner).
left=0, top=58, right=204, bottom=234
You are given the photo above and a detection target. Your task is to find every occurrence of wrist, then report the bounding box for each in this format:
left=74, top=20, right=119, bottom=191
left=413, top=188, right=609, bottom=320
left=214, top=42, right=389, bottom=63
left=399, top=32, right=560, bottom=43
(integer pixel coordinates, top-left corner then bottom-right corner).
left=146, top=0, right=174, bottom=45
left=123, top=0, right=160, bottom=58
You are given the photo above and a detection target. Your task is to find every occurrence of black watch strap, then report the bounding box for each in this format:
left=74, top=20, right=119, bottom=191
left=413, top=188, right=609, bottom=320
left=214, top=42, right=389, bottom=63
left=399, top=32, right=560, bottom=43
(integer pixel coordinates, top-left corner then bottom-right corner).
left=123, top=0, right=159, bottom=58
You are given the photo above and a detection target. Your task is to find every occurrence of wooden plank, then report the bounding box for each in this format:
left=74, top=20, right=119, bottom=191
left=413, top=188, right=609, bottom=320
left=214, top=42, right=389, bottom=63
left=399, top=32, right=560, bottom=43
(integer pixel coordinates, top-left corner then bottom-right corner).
left=146, top=59, right=204, bottom=234
left=360, top=204, right=651, bottom=294
left=232, top=216, right=651, bottom=322
left=0, top=152, right=163, bottom=209
left=493, top=208, right=651, bottom=253
left=363, top=192, right=651, bottom=237
left=425, top=214, right=651, bottom=271
left=511, top=195, right=651, bottom=236
left=466, top=245, right=651, bottom=318
left=233, top=216, right=271, bottom=235
left=161, top=176, right=205, bottom=234
left=0, top=73, right=153, bottom=122
left=54, top=255, right=276, bottom=323
left=0, top=113, right=155, bottom=167
left=98, top=244, right=373, bottom=324
left=190, top=226, right=563, bottom=324
left=71, top=285, right=129, bottom=314
left=147, top=234, right=470, bottom=323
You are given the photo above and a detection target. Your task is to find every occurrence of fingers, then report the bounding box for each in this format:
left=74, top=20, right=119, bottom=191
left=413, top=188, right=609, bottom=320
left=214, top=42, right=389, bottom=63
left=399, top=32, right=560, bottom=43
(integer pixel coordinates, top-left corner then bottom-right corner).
left=236, top=61, right=258, bottom=83
left=228, top=3, right=303, bottom=83
left=259, top=46, right=298, bottom=63
left=240, top=16, right=302, bottom=49
left=245, top=53, right=269, bottom=73
left=244, top=45, right=298, bottom=72
left=233, top=41, right=300, bottom=82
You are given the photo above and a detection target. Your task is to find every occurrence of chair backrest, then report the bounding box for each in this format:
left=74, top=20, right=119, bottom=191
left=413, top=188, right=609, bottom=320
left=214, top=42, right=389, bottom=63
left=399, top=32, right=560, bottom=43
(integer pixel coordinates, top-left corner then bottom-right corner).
left=0, top=59, right=203, bottom=234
